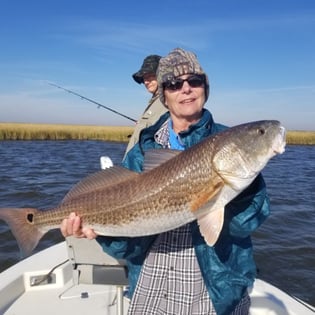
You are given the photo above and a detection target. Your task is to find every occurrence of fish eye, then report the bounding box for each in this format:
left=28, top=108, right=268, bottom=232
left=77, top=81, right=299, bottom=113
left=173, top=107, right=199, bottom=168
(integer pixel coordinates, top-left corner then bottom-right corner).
left=257, top=128, right=265, bottom=135
left=27, top=213, right=34, bottom=223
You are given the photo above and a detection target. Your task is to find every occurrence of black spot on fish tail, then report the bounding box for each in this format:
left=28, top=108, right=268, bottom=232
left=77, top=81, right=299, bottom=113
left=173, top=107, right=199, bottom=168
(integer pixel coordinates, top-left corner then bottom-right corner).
left=27, top=213, right=34, bottom=223
left=0, top=207, right=44, bottom=257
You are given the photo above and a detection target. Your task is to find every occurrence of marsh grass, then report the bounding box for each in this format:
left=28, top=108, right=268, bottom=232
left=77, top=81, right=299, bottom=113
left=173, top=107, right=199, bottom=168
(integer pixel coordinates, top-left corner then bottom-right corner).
left=285, top=130, right=315, bottom=145
left=0, top=123, right=314, bottom=145
left=0, top=123, right=134, bottom=142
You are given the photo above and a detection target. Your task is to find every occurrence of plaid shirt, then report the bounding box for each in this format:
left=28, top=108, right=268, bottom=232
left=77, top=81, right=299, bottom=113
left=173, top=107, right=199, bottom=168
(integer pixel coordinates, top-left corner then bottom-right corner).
left=127, top=224, right=216, bottom=315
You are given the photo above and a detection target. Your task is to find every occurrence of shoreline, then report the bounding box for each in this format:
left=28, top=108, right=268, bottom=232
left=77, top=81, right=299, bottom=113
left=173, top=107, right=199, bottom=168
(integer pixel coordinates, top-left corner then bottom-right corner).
left=0, top=122, right=314, bottom=145
left=0, top=122, right=134, bottom=142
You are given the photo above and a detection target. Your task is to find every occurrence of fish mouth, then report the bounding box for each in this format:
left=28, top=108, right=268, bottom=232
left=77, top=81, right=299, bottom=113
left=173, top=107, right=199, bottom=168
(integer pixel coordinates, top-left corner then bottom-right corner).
left=272, top=126, right=286, bottom=154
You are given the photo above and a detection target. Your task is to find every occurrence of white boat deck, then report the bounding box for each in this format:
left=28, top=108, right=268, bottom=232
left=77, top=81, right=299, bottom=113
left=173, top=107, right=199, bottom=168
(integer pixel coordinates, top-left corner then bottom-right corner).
left=0, top=239, right=314, bottom=315
left=0, top=240, right=129, bottom=315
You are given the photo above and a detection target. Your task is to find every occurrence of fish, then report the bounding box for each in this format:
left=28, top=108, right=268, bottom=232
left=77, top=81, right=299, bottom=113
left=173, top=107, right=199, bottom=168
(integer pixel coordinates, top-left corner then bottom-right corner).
left=0, top=120, right=286, bottom=257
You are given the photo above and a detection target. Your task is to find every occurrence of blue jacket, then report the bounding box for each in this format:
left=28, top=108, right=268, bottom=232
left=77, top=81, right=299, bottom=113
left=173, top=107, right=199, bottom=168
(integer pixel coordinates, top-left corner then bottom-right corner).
left=97, top=109, right=270, bottom=315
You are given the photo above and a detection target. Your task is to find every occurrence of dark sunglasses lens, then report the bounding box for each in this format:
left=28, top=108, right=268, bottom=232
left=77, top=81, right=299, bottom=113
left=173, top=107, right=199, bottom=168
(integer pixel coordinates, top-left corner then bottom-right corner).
left=187, top=76, right=204, bottom=87
left=164, top=80, right=183, bottom=90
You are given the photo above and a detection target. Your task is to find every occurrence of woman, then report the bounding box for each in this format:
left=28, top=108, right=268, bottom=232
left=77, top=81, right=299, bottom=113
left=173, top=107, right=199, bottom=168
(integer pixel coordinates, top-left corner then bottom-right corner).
left=61, top=48, right=270, bottom=315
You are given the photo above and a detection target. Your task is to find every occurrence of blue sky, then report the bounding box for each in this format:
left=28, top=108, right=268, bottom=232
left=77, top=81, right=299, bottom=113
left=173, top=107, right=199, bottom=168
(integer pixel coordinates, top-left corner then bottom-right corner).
left=0, top=0, right=314, bottom=130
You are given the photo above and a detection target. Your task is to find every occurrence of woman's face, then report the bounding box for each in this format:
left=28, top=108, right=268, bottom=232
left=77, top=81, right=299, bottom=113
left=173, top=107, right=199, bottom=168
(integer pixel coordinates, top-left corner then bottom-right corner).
left=143, top=73, right=158, bottom=94
left=163, top=74, right=206, bottom=123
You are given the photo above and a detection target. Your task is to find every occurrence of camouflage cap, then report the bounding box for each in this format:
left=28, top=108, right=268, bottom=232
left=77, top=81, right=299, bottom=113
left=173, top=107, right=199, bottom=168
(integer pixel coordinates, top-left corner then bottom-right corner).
left=132, top=55, right=161, bottom=84
left=157, top=48, right=210, bottom=105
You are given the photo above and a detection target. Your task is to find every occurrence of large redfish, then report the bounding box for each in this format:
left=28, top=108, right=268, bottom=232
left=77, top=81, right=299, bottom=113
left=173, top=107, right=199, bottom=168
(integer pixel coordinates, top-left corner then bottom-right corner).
left=0, top=120, right=286, bottom=257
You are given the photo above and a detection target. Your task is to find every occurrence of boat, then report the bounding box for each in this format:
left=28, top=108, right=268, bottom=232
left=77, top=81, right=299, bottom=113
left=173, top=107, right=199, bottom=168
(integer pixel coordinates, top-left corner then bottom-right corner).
left=0, top=236, right=314, bottom=315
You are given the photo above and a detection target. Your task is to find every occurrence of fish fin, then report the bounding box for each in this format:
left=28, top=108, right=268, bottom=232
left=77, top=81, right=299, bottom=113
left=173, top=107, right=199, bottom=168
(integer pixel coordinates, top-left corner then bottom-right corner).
left=143, top=149, right=181, bottom=172
left=190, top=179, right=224, bottom=214
left=0, top=208, right=44, bottom=257
left=62, top=166, right=138, bottom=202
left=197, top=208, right=224, bottom=246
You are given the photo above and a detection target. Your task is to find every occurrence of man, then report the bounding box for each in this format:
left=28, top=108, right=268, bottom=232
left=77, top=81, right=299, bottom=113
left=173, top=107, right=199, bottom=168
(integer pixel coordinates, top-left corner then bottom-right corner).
left=125, top=55, right=167, bottom=155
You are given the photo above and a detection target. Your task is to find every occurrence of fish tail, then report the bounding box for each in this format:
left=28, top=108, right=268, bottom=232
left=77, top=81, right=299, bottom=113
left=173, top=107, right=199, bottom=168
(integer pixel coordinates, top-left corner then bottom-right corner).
left=0, top=208, right=44, bottom=257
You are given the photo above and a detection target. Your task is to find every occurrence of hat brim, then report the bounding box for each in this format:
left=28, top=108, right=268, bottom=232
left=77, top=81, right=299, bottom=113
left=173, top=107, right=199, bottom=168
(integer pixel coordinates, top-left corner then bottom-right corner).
left=132, top=72, right=144, bottom=84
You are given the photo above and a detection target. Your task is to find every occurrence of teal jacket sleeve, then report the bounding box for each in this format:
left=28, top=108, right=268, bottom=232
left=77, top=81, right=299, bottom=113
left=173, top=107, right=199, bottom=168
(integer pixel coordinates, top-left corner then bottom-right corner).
left=96, top=235, right=156, bottom=261
left=121, top=142, right=144, bottom=173
left=225, top=174, right=270, bottom=238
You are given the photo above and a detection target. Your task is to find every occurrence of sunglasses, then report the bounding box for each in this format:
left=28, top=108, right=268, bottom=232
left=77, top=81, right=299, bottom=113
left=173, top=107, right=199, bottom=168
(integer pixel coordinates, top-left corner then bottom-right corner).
left=163, top=74, right=205, bottom=91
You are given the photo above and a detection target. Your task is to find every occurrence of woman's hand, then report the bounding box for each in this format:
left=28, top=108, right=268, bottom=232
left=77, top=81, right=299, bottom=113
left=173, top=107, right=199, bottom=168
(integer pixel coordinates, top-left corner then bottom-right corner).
left=61, top=212, right=97, bottom=239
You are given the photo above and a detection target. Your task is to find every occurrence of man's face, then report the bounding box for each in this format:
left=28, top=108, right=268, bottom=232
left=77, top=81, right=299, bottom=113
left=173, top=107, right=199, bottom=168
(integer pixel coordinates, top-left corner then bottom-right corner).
left=143, top=73, right=158, bottom=94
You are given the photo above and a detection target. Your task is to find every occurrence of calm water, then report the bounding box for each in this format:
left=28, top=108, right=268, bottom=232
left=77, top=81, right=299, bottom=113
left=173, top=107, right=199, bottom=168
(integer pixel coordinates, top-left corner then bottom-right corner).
left=0, top=141, right=314, bottom=306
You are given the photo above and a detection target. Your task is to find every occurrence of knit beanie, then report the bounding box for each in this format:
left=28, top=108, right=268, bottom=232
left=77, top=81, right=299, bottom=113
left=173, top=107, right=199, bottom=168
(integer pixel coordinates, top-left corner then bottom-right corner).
left=157, top=48, right=210, bottom=105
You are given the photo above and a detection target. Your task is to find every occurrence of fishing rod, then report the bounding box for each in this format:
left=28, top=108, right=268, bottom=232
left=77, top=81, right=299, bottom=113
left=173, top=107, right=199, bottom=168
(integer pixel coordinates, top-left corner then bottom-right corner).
left=48, top=82, right=137, bottom=123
